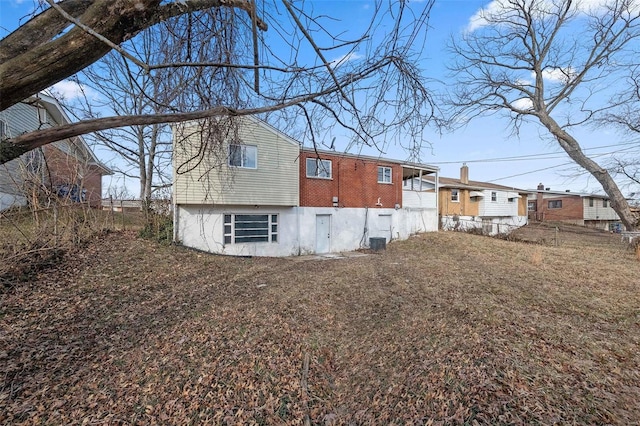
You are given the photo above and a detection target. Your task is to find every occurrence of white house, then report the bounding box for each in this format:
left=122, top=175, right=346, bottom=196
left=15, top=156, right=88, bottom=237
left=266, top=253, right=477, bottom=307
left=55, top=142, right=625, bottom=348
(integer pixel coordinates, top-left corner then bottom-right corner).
left=173, top=116, right=439, bottom=257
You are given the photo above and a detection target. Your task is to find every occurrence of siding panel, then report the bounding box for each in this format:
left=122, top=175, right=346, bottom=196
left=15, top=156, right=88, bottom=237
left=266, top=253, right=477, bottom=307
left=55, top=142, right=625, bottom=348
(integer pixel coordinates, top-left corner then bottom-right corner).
left=174, top=117, right=299, bottom=206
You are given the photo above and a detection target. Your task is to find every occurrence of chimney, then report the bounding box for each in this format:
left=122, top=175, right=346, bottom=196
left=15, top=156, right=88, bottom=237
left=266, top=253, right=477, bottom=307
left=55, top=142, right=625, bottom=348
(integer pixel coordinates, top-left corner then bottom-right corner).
left=460, top=163, right=469, bottom=184
left=536, top=183, right=544, bottom=213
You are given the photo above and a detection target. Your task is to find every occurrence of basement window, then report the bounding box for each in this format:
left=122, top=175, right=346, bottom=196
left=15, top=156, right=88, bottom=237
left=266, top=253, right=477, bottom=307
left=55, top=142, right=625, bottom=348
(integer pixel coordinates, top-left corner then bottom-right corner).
left=224, top=214, right=278, bottom=244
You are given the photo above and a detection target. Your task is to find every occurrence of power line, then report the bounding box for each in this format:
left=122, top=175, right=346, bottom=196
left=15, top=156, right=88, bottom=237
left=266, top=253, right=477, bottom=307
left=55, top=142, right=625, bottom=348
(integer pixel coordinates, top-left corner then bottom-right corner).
left=429, top=140, right=640, bottom=165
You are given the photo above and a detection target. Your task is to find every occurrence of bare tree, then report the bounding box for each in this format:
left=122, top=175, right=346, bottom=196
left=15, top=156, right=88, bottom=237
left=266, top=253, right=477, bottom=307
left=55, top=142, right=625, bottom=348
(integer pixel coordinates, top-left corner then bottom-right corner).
left=1, top=0, right=436, bottom=169
left=447, top=0, right=640, bottom=230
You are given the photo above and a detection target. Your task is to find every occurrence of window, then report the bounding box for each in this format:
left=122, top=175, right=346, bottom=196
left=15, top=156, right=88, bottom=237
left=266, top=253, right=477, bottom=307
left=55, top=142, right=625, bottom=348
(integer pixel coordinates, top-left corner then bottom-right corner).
left=451, top=189, right=459, bottom=202
left=228, top=144, right=257, bottom=169
left=37, top=107, right=48, bottom=124
left=603, top=199, right=608, bottom=208
left=589, top=198, right=594, bottom=207
left=491, top=192, right=497, bottom=202
left=224, top=214, right=277, bottom=244
left=306, top=158, right=332, bottom=179
left=528, top=201, right=537, bottom=211
left=548, top=200, right=562, bottom=209
left=0, top=120, right=7, bottom=139
left=378, top=166, right=392, bottom=184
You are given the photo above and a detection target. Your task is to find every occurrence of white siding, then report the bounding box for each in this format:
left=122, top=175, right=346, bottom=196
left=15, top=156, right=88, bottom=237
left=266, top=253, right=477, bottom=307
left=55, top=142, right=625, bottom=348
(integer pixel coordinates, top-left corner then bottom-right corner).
left=478, top=190, right=519, bottom=217
left=174, top=117, right=299, bottom=206
left=583, top=198, right=619, bottom=220
left=402, top=190, right=436, bottom=208
left=0, top=103, right=53, bottom=210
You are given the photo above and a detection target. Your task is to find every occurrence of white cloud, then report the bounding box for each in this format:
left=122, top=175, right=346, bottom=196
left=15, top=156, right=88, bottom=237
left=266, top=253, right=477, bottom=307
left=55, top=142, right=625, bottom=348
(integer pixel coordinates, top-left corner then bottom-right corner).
left=330, top=52, right=363, bottom=68
left=48, top=80, right=94, bottom=101
left=512, top=97, right=533, bottom=110
left=537, top=67, right=577, bottom=83
left=465, top=0, right=630, bottom=33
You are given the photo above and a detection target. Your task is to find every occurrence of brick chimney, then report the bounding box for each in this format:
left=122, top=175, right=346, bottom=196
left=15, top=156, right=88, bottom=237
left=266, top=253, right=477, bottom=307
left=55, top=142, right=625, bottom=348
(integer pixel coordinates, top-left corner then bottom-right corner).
left=536, top=183, right=544, bottom=217
left=460, top=163, right=469, bottom=184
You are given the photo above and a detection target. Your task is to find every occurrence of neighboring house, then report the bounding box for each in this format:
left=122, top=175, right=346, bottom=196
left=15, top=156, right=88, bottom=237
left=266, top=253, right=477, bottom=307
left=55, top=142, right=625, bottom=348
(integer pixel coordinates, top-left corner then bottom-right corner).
left=173, top=116, right=439, bottom=257
left=0, top=94, right=111, bottom=210
left=415, top=164, right=528, bottom=235
left=527, top=183, right=621, bottom=231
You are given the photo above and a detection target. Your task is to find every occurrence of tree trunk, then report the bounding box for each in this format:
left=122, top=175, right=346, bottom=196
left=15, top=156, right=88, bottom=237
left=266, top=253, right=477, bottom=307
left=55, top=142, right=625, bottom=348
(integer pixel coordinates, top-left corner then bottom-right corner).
left=538, top=113, right=638, bottom=231
left=0, top=0, right=263, bottom=111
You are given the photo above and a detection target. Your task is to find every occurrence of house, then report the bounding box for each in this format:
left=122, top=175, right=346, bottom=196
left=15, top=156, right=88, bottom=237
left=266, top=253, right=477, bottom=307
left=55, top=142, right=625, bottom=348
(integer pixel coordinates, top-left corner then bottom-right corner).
left=527, top=184, right=621, bottom=231
left=0, top=93, right=111, bottom=210
left=173, top=116, right=439, bottom=257
left=413, top=164, right=528, bottom=235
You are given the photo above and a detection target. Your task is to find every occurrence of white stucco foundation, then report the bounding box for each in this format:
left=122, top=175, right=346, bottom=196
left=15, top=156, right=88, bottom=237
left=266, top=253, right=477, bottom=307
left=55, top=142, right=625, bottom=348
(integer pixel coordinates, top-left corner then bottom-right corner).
left=441, top=215, right=527, bottom=235
left=175, top=204, right=438, bottom=257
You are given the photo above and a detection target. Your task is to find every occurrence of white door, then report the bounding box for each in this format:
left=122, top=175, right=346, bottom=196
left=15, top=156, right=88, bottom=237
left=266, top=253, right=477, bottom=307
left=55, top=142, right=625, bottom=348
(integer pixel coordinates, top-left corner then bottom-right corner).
left=315, top=214, right=331, bottom=254
left=375, top=214, right=393, bottom=242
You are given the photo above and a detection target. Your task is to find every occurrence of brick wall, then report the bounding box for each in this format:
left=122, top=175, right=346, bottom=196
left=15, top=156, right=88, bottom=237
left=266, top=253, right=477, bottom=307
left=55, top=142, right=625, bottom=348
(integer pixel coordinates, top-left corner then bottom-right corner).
left=299, top=151, right=402, bottom=208
left=535, top=195, right=584, bottom=222
left=42, top=145, right=103, bottom=208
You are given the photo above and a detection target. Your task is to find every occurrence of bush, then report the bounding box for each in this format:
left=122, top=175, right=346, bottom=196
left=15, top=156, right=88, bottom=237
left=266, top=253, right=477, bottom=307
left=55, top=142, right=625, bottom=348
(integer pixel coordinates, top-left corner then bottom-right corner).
left=138, top=213, right=173, bottom=244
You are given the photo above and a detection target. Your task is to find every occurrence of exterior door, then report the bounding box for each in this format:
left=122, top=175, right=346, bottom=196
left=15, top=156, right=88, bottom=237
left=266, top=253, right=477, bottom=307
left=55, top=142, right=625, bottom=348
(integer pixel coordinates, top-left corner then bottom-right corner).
left=315, top=214, right=331, bottom=254
left=376, top=214, right=393, bottom=242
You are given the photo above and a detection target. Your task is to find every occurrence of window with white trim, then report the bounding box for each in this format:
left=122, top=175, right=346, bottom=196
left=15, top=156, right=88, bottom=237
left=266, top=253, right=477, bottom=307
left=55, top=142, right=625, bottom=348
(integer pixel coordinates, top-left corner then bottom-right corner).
left=306, top=158, right=332, bottom=179
left=0, top=120, right=7, bottom=139
left=451, top=189, right=459, bottom=202
left=228, top=144, right=257, bottom=169
left=377, top=166, right=392, bottom=184
left=224, top=214, right=277, bottom=244
left=589, top=198, right=594, bottom=207
left=491, top=191, right=497, bottom=202
left=603, top=199, right=608, bottom=208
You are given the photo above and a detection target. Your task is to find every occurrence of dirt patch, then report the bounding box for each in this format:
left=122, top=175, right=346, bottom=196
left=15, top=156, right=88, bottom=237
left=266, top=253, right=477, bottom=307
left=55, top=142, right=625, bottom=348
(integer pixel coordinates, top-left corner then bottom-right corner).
left=1, top=230, right=639, bottom=424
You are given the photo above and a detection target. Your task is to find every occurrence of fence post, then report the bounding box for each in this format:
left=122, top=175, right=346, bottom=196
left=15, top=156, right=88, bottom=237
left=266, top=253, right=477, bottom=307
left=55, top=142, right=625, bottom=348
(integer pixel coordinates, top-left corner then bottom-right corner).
left=554, top=226, right=559, bottom=246
left=120, top=200, right=125, bottom=230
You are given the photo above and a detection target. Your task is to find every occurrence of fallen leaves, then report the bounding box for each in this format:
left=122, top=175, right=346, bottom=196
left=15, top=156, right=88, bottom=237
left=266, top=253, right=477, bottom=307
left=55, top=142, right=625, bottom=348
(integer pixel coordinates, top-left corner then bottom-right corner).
left=1, top=230, right=639, bottom=424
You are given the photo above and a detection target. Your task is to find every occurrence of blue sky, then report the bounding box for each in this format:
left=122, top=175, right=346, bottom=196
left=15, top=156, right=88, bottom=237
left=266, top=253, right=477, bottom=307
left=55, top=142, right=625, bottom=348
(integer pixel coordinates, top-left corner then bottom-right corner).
left=1, top=0, right=637, bottom=196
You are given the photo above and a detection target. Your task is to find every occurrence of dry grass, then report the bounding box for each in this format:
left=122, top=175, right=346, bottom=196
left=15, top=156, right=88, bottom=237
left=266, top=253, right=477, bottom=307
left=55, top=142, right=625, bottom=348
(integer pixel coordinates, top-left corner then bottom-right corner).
left=1, top=229, right=639, bottom=424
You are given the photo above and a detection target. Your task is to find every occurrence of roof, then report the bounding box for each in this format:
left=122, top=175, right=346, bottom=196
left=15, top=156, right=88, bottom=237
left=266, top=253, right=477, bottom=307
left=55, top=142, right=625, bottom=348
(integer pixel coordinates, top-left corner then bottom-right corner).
left=421, top=175, right=527, bottom=193
left=301, top=147, right=439, bottom=175
left=31, top=93, right=113, bottom=175
left=527, top=188, right=611, bottom=199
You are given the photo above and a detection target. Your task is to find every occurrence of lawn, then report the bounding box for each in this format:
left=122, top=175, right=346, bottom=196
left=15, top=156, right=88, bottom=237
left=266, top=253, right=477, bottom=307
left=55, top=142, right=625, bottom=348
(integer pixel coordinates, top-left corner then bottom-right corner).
left=1, top=228, right=639, bottom=424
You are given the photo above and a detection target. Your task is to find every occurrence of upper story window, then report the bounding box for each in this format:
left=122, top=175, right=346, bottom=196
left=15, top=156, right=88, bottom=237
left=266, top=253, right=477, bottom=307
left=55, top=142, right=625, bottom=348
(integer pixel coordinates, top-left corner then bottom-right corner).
left=229, top=144, right=257, bottom=169
left=0, top=120, right=7, bottom=139
left=491, top=191, right=497, bottom=202
left=603, top=199, right=608, bottom=208
left=37, top=107, right=48, bottom=124
left=306, top=158, right=332, bottom=179
left=548, top=200, right=562, bottom=209
left=378, top=166, right=392, bottom=184
left=451, top=189, right=459, bottom=202
left=589, top=198, right=594, bottom=207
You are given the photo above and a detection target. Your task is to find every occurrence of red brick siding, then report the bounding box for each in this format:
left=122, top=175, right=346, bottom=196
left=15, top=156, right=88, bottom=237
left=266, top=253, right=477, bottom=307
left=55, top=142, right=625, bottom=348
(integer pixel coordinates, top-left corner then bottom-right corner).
left=299, top=151, right=402, bottom=208
left=536, top=195, right=583, bottom=222
left=42, top=145, right=103, bottom=208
